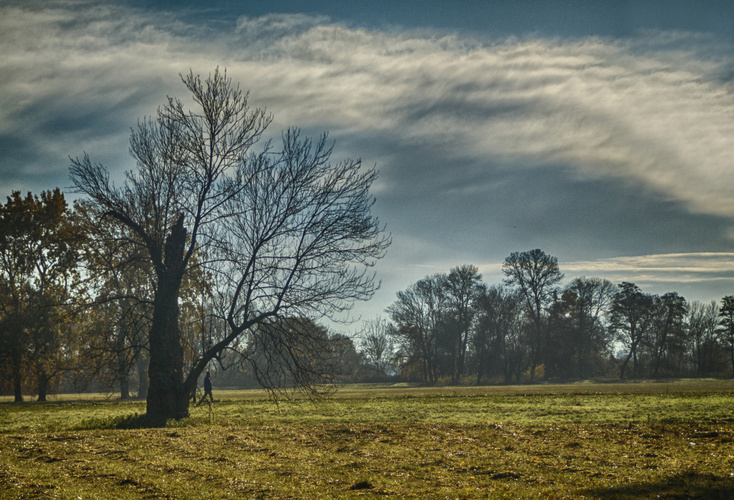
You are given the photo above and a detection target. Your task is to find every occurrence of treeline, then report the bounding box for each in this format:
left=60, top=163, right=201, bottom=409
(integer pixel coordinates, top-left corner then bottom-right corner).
left=1, top=190, right=733, bottom=401
left=361, top=250, right=734, bottom=385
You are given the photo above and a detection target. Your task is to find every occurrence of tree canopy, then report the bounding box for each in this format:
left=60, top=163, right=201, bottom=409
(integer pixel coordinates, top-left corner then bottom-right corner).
left=69, top=68, right=390, bottom=422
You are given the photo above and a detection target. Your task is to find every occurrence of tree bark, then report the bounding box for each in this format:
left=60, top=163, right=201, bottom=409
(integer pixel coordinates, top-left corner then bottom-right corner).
left=13, top=366, right=23, bottom=403
left=37, top=371, right=49, bottom=402
left=145, top=215, right=188, bottom=424
left=12, top=343, right=23, bottom=403
left=118, top=352, right=130, bottom=399
left=146, top=274, right=186, bottom=423
left=136, top=354, right=148, bottom=399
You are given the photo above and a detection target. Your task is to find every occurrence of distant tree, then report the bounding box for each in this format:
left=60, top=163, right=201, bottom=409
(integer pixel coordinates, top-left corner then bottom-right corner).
left=502, top=249, right=563, bottom=379
left=718, top=295, right=734, bottom=378
left=648, top=292, right=687, bottom=378
left=359, top=317, right=396, bottom=379
left=243, top=317, right=340, bottom=396
left=472, top=285, right=522, bottom=384
left=387, top=274, right=447, bottom=384
left=687, top=301, right=723, bottom=377
left=442, top=265, right=485, bottom=383
left=610, top=282, right=655, bottom=379
left=564, top=277, right=616, bottom=378
left=330, top=333, right=363, bottom=381
left=70, top=69, right=389, bottom=422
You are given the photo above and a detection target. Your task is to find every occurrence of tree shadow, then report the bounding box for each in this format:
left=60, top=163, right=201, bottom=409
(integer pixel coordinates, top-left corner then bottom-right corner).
left=579, top=472, right=734, bottom=499
left=74, top=413, right=168, bottom=430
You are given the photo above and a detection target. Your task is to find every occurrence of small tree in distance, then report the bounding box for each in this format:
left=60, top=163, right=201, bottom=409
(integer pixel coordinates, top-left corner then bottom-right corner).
left=70, top=68, right=390, bottom=423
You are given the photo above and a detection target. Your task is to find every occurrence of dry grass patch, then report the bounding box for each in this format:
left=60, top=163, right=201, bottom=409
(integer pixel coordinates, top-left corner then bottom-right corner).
left=1, top=381, right=733, bottom=499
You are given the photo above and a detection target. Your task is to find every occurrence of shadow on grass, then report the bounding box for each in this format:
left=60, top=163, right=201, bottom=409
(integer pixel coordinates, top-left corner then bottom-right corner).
left=579, top=472, right=734, bottom=499
left=75, top=413, right=169, bottom=430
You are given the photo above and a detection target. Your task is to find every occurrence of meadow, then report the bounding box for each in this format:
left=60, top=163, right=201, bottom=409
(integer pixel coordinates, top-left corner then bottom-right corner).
left=1, top=380, right=733, bottom=499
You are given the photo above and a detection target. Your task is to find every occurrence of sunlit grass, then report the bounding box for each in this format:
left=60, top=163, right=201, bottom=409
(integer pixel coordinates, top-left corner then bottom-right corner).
left=1, top=380, right=733, bottom=498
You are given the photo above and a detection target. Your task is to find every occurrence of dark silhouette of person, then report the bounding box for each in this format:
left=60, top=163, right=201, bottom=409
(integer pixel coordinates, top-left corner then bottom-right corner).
left=197, top=371, right=214, bottom=406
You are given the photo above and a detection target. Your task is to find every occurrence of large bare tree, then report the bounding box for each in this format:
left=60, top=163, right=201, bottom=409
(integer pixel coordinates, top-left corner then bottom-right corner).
left=70, top=68, right=389, bottom=423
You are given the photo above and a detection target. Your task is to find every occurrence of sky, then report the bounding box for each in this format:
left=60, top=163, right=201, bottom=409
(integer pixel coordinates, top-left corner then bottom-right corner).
left=2, top=0, right=734, bottom=331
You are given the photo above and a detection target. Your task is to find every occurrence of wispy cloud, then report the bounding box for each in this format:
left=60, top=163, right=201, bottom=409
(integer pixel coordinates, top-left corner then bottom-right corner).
left=563, top=252, right=734, bottom=286
left=3, top=4, right=734, bottom=218
left=2, top=2, right=734, bottom=312
left=230, top=25, right=734, bottom=217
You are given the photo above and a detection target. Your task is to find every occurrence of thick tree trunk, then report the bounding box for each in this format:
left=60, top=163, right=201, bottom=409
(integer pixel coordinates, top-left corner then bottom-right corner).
left=37, top=371, right=49, bottom=402
left=145, top=215, right=189, bottom=424
left=146, top=274, right=187, bottom=423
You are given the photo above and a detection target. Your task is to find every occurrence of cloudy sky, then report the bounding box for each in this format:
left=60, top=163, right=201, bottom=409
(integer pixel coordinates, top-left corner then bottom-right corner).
left=3, top=0, right=734, bottom=328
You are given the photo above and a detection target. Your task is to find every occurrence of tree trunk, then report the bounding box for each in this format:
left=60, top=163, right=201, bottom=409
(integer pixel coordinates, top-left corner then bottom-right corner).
left=37, top=371, right=49, bottom=402
left=146, top=274, right=187, bottom=423
left=619, top=350, right=633, bottom=379
left=136, top=354, right=148, bottom=399
left=145, top=215, right=188, bottom=424
left=12, top=347, right=23, bottom=403
left=120, top=378, right=130, bottom=400
left=116, top=308, right=130, bottom=399
left=13, top=367, right=23, bottom=403
left=118, top=352, right=130, bottom=399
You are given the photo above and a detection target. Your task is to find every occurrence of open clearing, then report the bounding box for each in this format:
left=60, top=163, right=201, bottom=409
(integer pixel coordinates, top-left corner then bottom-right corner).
left=1, top=380, right=733, bottom=499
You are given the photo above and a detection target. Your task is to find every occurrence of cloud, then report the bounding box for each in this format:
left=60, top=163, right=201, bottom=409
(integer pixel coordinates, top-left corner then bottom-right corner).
left=233, top=27, right=734, bottom=218
left=2, top=2, right=734, bottom=314
left=560, top=252, right=734, bottom=302
left=565, top=252, right=734, bottom=279
left=3, top=3, right=734, bottom=213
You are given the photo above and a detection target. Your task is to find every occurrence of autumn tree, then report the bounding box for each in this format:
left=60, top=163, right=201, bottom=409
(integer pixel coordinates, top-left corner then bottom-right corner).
left=0, top=190, right=81, bottom=401
left=74, top=202, right=155, bottom=398
left=70, top=68, right=389, bottom=422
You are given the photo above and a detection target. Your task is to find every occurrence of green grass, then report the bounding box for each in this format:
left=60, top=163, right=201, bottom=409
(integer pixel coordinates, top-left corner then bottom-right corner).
left=1, top=380, right=733, bottom=498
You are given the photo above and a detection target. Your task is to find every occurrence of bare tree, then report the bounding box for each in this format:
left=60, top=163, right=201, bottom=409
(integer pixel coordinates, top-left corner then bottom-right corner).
left=502, top=249, right=563, bottom=380
left=472, top=285, right=522, bottom=384
left=610, top=282, right=655, bottom=379
left=387, top=275, right=447, bottom=384
left=70, top=68, right=389, bottom=423
left=687, top=300, right=721, bottom=376
left=359, top=317, right=395, bottom=378
left=718, top=296, right=734, bottom=378
left=443, top=265, right=485, bottom=383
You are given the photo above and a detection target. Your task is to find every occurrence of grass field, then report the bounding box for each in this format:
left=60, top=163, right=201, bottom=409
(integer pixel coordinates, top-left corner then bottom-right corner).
left=1, top=380, right=733, bottom=499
